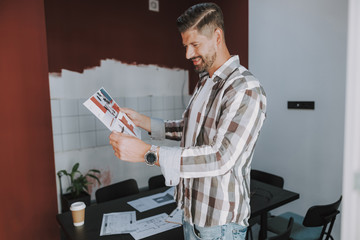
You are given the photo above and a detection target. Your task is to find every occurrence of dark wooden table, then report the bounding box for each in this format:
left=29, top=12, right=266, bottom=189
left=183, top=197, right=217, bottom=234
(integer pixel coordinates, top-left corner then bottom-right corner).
left=57, top=180, right=299, bottom=240
left=250, top=180, right=300, bottom=239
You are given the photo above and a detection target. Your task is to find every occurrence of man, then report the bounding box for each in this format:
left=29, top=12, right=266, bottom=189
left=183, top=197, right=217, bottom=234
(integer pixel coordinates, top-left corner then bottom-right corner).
left=109, top=3, right=266, bottom=239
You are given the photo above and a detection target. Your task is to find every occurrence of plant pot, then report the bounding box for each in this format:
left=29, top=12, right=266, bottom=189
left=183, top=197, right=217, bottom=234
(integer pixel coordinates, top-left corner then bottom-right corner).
left=61, top=191, right=91, bottom=213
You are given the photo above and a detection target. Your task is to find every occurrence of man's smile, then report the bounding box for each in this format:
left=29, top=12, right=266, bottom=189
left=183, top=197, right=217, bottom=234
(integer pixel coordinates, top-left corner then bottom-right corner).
left=191, top=57, right=202, bottom=66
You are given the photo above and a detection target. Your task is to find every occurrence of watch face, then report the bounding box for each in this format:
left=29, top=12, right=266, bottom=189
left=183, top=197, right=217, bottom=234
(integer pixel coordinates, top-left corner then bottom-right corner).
left=146, top=152, right=157, bottom=164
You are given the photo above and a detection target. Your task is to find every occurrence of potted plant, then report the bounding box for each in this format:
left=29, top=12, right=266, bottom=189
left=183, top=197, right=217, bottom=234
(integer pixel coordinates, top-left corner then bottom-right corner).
left=57, top=162, right=101, bottom=212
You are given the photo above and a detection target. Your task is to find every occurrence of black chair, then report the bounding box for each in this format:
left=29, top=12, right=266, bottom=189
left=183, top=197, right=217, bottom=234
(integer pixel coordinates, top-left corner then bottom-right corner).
left=267, top=217, right=294, bottom=240
left=246, top=169, right=285, bottom=240
left=148, top=174, right=165, bottom=190
left=95, top=179, right=139, bottom=204
left=267, top=196, right=342, bottom=240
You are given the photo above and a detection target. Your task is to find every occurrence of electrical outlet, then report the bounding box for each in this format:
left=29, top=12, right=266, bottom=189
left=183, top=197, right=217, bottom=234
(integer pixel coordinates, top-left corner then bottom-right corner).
left=287, top=101, right=315, bottom=110
left=149, top=0, right=159, bottom=12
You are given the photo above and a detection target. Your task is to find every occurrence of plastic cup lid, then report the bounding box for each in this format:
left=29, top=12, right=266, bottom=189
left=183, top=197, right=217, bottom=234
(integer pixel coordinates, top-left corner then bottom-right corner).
left=70, top=201, right=86, bottom=211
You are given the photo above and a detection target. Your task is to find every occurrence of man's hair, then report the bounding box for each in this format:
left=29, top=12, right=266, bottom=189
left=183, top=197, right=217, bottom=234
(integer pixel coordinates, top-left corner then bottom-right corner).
left=176, top=3, right=225, bottom=37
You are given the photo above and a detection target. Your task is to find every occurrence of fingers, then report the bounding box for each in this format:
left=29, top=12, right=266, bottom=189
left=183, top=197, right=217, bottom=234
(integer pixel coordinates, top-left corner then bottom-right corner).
left=109, top=131, right=124, bottom=141
left=120, top=108, right=134, bottom=113
left=109, top=131, right=130, bottom=160
left=110, top=136, right=121, bottom=159
left=109, top=131, right=120, bottom=150
left=109, top=130, right=142, bottom=161
left=113, top=149, right=120, bottom=159
left=120, top=107, right=134, bottom=116
left=120, top=108, right=140, bottom=121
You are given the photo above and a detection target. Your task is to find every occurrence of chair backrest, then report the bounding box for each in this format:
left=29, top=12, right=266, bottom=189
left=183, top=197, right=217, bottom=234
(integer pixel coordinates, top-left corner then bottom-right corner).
left=267, top=217, right=294, bottom=240
left=148, top=174, right=165, bottom=190
left=303, top=196, right=342, bottom=240
left=95, top=179, right=139, bottom=204
left=251, top=169, right=284, bottom=188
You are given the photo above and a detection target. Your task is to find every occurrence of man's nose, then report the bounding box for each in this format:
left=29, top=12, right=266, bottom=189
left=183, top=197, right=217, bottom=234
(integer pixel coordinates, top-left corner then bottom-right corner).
left=185, top=46, right=195, bottom=60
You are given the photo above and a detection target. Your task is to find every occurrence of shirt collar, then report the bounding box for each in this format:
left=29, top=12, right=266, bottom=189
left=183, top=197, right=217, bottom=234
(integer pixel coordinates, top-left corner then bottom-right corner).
left=199, top=55, right=241, bottom=83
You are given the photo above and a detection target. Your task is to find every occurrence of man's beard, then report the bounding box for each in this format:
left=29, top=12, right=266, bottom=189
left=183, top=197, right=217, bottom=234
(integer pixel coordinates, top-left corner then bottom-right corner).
left=193, top=52, right=216, bottom=74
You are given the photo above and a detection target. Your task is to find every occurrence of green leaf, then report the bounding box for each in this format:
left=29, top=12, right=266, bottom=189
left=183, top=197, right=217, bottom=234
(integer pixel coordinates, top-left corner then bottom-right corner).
left=87, top=174, right=101, bottom=185
left=89, top=169, right=101, bottom=174
left=73, top=181, right=82, bottom=197
left=57, top=170, right=68, bottom=177
left=72, top=163, right=79, bottom=173
left=58, top=162, right=101, bottom=197
left=71, top=170, right=81, bottom=183
left=66, top=186, right=72, bottom=193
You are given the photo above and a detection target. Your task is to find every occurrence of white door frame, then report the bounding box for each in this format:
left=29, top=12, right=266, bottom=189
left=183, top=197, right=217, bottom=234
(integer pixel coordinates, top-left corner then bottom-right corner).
left=341, top=0, right=360, bottom=238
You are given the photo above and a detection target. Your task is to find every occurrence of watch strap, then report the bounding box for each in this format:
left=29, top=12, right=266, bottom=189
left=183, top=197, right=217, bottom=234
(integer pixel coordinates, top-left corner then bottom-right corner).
left=149, top=145, right=158, bottom=152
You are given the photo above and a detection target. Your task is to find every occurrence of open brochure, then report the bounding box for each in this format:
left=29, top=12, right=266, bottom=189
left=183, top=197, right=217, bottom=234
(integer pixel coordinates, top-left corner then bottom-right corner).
left=83, top=87, right=141, bottom=138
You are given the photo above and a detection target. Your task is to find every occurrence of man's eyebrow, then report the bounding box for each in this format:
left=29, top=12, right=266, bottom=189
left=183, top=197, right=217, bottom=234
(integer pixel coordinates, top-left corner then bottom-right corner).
left=183, top=42, right=199, bottom=47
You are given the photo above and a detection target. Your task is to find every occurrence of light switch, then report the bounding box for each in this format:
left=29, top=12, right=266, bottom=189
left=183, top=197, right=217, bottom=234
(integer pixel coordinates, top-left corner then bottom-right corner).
left=149, top=0, right=159, bottom=12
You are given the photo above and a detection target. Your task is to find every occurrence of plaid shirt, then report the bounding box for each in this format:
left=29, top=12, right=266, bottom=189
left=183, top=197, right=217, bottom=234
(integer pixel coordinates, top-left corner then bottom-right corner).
left=152, top=55, right=266, bottom=227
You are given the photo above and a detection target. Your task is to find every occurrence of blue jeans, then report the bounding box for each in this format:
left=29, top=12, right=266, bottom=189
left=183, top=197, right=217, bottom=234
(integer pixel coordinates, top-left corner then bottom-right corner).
left=183, top=220, right=247, bottom=240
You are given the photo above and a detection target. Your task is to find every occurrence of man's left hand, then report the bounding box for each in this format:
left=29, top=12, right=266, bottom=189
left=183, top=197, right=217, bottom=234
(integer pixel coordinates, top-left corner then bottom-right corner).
left=109, top=131, right=150, bottom=162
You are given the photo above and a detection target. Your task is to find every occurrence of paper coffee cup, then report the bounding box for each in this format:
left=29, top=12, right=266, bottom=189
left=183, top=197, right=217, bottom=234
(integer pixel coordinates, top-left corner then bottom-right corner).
left=70, top=201, right=86, bottom=226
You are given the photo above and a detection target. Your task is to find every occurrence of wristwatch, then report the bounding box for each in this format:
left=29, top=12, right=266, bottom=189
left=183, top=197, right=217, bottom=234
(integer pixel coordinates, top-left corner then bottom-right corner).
left=144, top=145, right=158, bottom=166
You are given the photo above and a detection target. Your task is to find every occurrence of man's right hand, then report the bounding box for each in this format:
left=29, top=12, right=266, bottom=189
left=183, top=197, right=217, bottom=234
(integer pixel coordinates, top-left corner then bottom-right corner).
left=121, top=108, right=151, bottom=132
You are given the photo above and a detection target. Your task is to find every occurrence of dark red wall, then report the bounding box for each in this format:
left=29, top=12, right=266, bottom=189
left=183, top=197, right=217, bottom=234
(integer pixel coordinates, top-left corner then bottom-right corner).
left=44, top=0, right=248, bottom=93
left=0, top=0, right=59, bottom=239
left=45, top=0, right=191, bottom=72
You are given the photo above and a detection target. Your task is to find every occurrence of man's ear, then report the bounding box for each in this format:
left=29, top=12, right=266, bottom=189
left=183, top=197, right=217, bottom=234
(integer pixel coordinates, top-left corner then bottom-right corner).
left=214, top=28, right=223, bottom=45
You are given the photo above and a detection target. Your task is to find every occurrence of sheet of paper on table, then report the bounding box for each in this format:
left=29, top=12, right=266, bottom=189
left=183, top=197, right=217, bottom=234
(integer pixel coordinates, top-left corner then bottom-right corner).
left=127, top=187, right=175, bottom=212
left=100, top=211, right=136, bottom=236
left=83, top=87, right=141, bottom=138
left=130, top=213, right=181, bottom=240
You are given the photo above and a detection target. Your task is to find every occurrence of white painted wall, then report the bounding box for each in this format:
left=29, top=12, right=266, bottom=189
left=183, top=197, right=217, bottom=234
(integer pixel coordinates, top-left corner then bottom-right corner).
left=342, top=0, right=360, bottom=238
left=249, top=0, right=348, bottom=238
left=50, top=60, right=190, bottom=212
